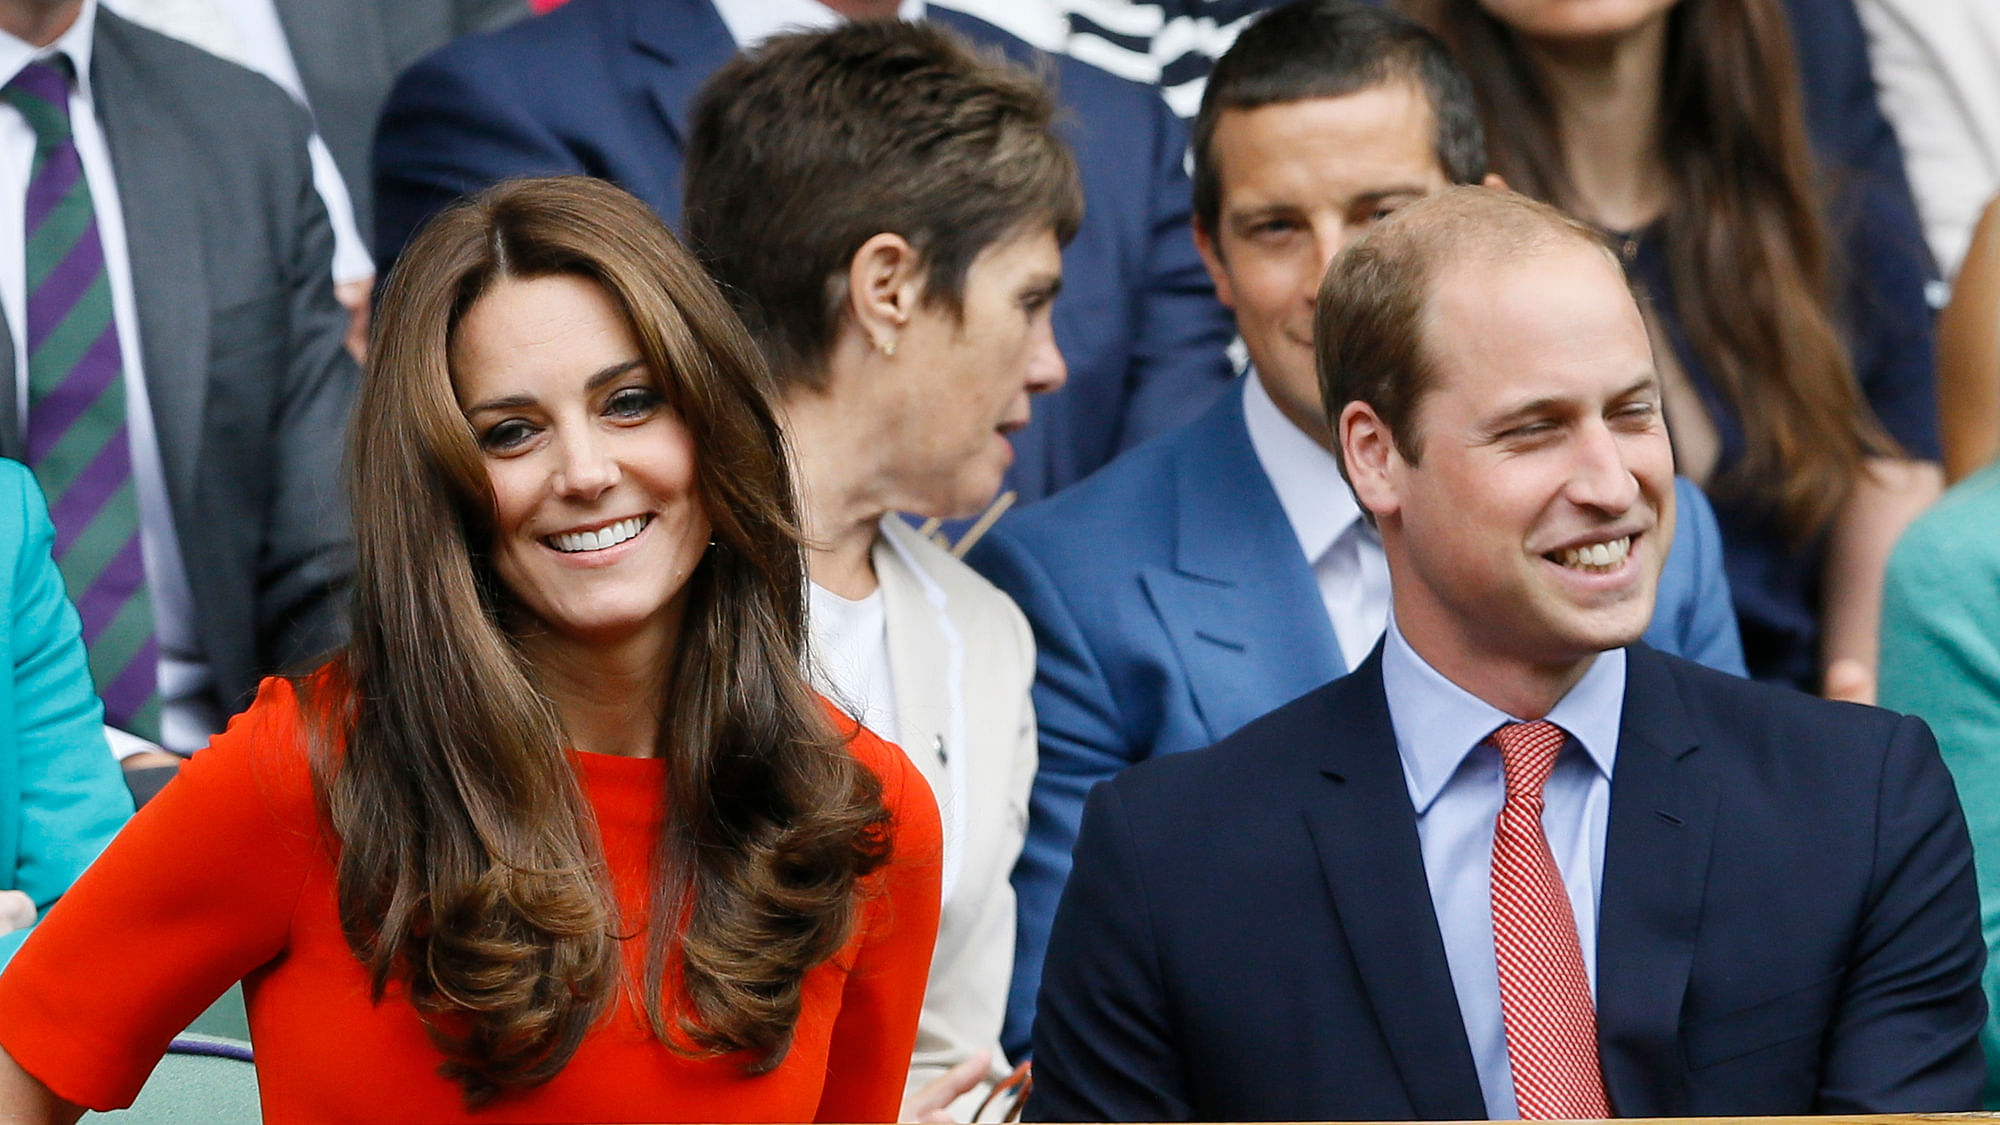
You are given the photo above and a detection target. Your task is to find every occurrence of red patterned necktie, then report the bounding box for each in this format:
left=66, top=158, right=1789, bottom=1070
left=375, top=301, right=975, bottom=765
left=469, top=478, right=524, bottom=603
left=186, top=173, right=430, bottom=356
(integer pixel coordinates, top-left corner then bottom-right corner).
left=1488, top=719, right=1611, bottom=1120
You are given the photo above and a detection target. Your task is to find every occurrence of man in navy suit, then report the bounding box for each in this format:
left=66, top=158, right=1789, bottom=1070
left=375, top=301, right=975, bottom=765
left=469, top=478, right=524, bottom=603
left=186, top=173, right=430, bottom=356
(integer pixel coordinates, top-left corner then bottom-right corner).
left=966, top=0, right=1741, bottom=1059
left=371, top=0, right=1236, bottom=507
left=1026, top=183, right=1985, bottom=1121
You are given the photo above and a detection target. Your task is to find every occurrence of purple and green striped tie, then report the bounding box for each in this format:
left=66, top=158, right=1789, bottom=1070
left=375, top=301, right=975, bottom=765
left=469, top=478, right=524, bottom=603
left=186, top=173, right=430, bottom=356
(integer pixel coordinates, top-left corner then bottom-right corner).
left=5, top=58, right=158, bottom=739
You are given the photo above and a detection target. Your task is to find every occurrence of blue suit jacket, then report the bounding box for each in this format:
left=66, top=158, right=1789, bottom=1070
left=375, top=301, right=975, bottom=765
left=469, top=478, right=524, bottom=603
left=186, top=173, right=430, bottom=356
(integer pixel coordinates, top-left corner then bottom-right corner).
left=1027, top=643, right=1986, bottom=1120
left=0, top=461, right=133, bottom=967
left=966, top=384, right=1745, bottom=1056
left=372, top=0, right=1237, bottom=504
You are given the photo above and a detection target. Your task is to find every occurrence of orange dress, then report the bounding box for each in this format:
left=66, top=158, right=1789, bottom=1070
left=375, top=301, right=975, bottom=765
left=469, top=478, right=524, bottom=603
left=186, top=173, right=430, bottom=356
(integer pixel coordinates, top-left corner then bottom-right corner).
left=0, top=678, right=942, bottom=1122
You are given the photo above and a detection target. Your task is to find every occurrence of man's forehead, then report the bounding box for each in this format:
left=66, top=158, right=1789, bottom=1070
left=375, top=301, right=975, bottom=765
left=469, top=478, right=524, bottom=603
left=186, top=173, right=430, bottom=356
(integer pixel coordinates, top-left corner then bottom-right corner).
left=1416, top=242, right=1652, bottom=401
left=1214, top=82, right=1447, bottom=200
left=1424, top=239, right=1633, bottom=324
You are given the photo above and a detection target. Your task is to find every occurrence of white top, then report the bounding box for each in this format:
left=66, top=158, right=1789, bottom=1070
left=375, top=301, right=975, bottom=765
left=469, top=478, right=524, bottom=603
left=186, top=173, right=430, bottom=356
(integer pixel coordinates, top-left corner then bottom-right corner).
left=1241, top=371, right=1391, bottom=670
left=1857, top=0, right=2000, bottom=280
left=101, top=0, right=372, bottom=285
left=807, top=580, right=903, bottom=747
left=710, top=0, right=927, bottom=49
left=0, top=0, right=216, bottom=757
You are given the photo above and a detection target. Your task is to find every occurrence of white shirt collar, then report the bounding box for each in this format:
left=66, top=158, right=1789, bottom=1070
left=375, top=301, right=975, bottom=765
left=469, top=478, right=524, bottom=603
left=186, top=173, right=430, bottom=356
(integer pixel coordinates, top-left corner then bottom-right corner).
left=0, top=0, right=99, bottom=98
left=1241, top=369, right=1367, bottom=566
left=711, top=0, right=928, bottom=50
left=1382, top=612, right=1625, bottom=816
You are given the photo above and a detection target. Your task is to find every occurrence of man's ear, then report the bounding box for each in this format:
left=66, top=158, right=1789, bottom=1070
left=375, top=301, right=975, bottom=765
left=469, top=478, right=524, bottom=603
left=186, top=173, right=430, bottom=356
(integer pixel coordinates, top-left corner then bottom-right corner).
left=846, top=231, right=920, bottom=352
left=1481, top=172, right=1508, bottom=191
left=1339, top=399, right=1403, bottom=521
left=1192, top=220, right=1238, bottom=311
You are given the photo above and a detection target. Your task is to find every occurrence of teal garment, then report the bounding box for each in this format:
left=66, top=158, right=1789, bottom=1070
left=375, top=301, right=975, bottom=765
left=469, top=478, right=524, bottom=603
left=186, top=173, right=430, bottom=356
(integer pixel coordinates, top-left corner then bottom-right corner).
left=1880, top=463, right=2000, bottom=1108
left=0, top=458, right=133, bottom=967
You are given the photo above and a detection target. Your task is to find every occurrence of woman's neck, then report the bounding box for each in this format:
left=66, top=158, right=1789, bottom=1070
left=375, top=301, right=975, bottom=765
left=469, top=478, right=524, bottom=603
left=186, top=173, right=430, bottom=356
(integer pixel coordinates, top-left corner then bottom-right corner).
left=1519, top=19, right=1671, bottom=232
left=780, top=388, right=886, bottom=600
left=522, top=628, right=673, bottom=759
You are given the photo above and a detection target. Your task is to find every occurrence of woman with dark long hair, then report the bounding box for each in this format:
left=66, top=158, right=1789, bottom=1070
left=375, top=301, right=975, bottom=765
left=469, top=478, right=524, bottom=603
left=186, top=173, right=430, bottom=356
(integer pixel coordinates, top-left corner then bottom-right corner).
left=1399, top=0, right=1943, bottom=696
left=0, top=176, right=942, bottom=1122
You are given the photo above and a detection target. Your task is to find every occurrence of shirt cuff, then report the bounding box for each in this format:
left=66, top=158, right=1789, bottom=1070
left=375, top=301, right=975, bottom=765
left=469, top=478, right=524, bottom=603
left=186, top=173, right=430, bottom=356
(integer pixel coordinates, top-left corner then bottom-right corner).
left=102, top=725, right=166, bottom=761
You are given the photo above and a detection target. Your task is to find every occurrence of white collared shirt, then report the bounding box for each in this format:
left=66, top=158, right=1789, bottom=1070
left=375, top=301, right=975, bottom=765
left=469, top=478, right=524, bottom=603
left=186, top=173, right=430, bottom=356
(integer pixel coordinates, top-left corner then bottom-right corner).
left=1382, top=615, right=1624, bottom=1119
left=0, top=0, right=218, bottom=757
left=710, top=0, right=927, bottom=49
left=1240, top=371, right=1391, bottom=669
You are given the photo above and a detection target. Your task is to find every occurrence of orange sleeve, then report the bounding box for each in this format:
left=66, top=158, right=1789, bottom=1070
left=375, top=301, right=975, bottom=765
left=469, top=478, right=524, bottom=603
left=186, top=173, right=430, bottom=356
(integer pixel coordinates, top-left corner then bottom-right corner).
left=0, top=678, right=323, bottom=1111
left=814, top=716, right=944, bottom=1124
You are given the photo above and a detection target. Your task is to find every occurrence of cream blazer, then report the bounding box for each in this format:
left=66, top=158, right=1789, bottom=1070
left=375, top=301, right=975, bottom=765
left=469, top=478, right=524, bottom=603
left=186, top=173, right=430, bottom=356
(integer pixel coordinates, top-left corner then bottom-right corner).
left=875, top=516, right=1037, bottom=1118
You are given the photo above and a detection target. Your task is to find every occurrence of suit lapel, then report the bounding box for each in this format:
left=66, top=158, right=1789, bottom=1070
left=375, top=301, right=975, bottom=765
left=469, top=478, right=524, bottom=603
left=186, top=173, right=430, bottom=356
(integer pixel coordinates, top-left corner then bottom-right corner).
left=92, top=14, right=209, bottom=515
left=628, top=0, right=741, bottom=157
left=1595, top=645, right=1718, bottom=1116
left=1141, top=389, right=1343, bottom=743
left=1300, top=653, right=1488, bottom=1120
left=873, top=520, right=977, bottom=909
left=874, top=528, right=950, bottom=799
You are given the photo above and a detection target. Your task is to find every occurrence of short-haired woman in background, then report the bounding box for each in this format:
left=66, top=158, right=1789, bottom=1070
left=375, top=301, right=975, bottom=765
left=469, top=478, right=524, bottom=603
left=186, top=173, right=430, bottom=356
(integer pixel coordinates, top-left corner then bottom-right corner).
left=1401, top=0, right=1944, bottom=699
left=685, top=21, right=1081, bottom=1121
left=0, top=176, right=941, bottom=1123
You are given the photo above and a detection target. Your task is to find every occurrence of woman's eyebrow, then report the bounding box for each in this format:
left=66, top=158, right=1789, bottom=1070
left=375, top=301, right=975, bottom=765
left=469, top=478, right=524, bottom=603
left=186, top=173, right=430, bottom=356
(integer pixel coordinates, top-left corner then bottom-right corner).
left=584, top=358, right=646, bottom=392
left=462, top=360, right=646, bottom=414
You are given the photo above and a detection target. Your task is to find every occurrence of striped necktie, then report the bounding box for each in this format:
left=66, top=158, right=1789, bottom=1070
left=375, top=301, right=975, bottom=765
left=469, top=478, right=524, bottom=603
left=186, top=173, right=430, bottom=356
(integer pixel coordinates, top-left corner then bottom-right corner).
left=5, top=57, right=159, bottom=740
left=1489, top=719, right=1610, bottom=1119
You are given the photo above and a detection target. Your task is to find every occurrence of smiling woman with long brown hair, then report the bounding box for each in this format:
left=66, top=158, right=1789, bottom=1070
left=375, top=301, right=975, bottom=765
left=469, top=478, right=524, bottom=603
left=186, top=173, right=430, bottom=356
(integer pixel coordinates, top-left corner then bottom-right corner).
left=0, top=176, right=942, bottom=1123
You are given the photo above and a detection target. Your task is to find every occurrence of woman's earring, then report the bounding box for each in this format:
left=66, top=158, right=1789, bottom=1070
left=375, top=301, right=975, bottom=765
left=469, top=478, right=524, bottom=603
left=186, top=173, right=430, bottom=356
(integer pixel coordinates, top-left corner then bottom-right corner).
left=877, top=334, right=898, bottom=358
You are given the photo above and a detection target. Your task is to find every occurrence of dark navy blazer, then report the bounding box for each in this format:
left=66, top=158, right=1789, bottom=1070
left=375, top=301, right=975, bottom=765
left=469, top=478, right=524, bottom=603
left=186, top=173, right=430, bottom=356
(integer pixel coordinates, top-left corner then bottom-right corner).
left=371, top=0, right=1238, bottom=505
left=1027, top=643, right=1986, bottom=1121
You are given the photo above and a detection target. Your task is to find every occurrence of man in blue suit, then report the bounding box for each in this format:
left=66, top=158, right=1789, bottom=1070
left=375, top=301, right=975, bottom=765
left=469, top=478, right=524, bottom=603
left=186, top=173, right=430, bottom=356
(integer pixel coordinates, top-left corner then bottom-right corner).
left=371, top=0, right=1237, bottom=506
left=1028, top=182, right=1983, bottom=1122
left=966, top=1, right=1742, bottom=1058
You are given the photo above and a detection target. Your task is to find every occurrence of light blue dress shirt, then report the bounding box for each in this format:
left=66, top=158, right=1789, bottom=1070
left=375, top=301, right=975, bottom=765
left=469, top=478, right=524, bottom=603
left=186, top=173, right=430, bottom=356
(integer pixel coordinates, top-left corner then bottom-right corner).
left=1381, top=617, right=1625, bottom=1120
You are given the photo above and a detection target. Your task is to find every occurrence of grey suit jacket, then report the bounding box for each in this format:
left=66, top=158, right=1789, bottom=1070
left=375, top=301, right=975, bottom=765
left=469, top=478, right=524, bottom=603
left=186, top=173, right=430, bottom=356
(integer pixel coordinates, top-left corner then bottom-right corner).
left=0, top=11, right=358, bottom=723
left=271, top=0, right=527, bottom=240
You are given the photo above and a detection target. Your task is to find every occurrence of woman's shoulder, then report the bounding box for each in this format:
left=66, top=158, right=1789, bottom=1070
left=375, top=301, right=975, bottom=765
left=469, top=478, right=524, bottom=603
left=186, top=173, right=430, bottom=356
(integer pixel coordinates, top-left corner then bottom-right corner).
left=873, top=515, right=1034, bottom=650
left=821, top=698, right=918, bottom=792
left=0, top=457, right=33, bottom=499
left=171, top=672, right=341, bottom=826
left=875, top=515, right=1013, bottom=603
left=819, top=697, right=943, bottom=848
left=0, top=458, right=44, bottom=539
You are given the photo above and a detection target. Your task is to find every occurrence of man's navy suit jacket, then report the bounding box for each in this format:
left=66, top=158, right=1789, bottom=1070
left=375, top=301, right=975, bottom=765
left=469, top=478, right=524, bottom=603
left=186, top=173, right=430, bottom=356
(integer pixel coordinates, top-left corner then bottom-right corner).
left=371, top=0, right=1237, bottom=505
left=1027, top=643, right=1987, bottom=1121
left=966, top=384, right=1744, bottom=1058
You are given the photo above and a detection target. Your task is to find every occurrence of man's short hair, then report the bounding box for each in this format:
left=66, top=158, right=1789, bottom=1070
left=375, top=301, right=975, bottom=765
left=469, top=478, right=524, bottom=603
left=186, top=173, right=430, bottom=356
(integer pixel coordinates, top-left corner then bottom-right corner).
left=1315, top=186, right=1617, bottom=475
left=684, top=21, right=1083, bottom=392
left=1192, top=0, right=1485, bottom=238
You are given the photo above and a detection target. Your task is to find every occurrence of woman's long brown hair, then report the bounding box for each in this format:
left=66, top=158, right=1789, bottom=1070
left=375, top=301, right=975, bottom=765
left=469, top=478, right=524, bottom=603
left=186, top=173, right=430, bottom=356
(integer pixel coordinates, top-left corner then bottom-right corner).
left=1399, top=0, right=1892, bottom=539
left=302, top=177, right=890, bottom=1106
